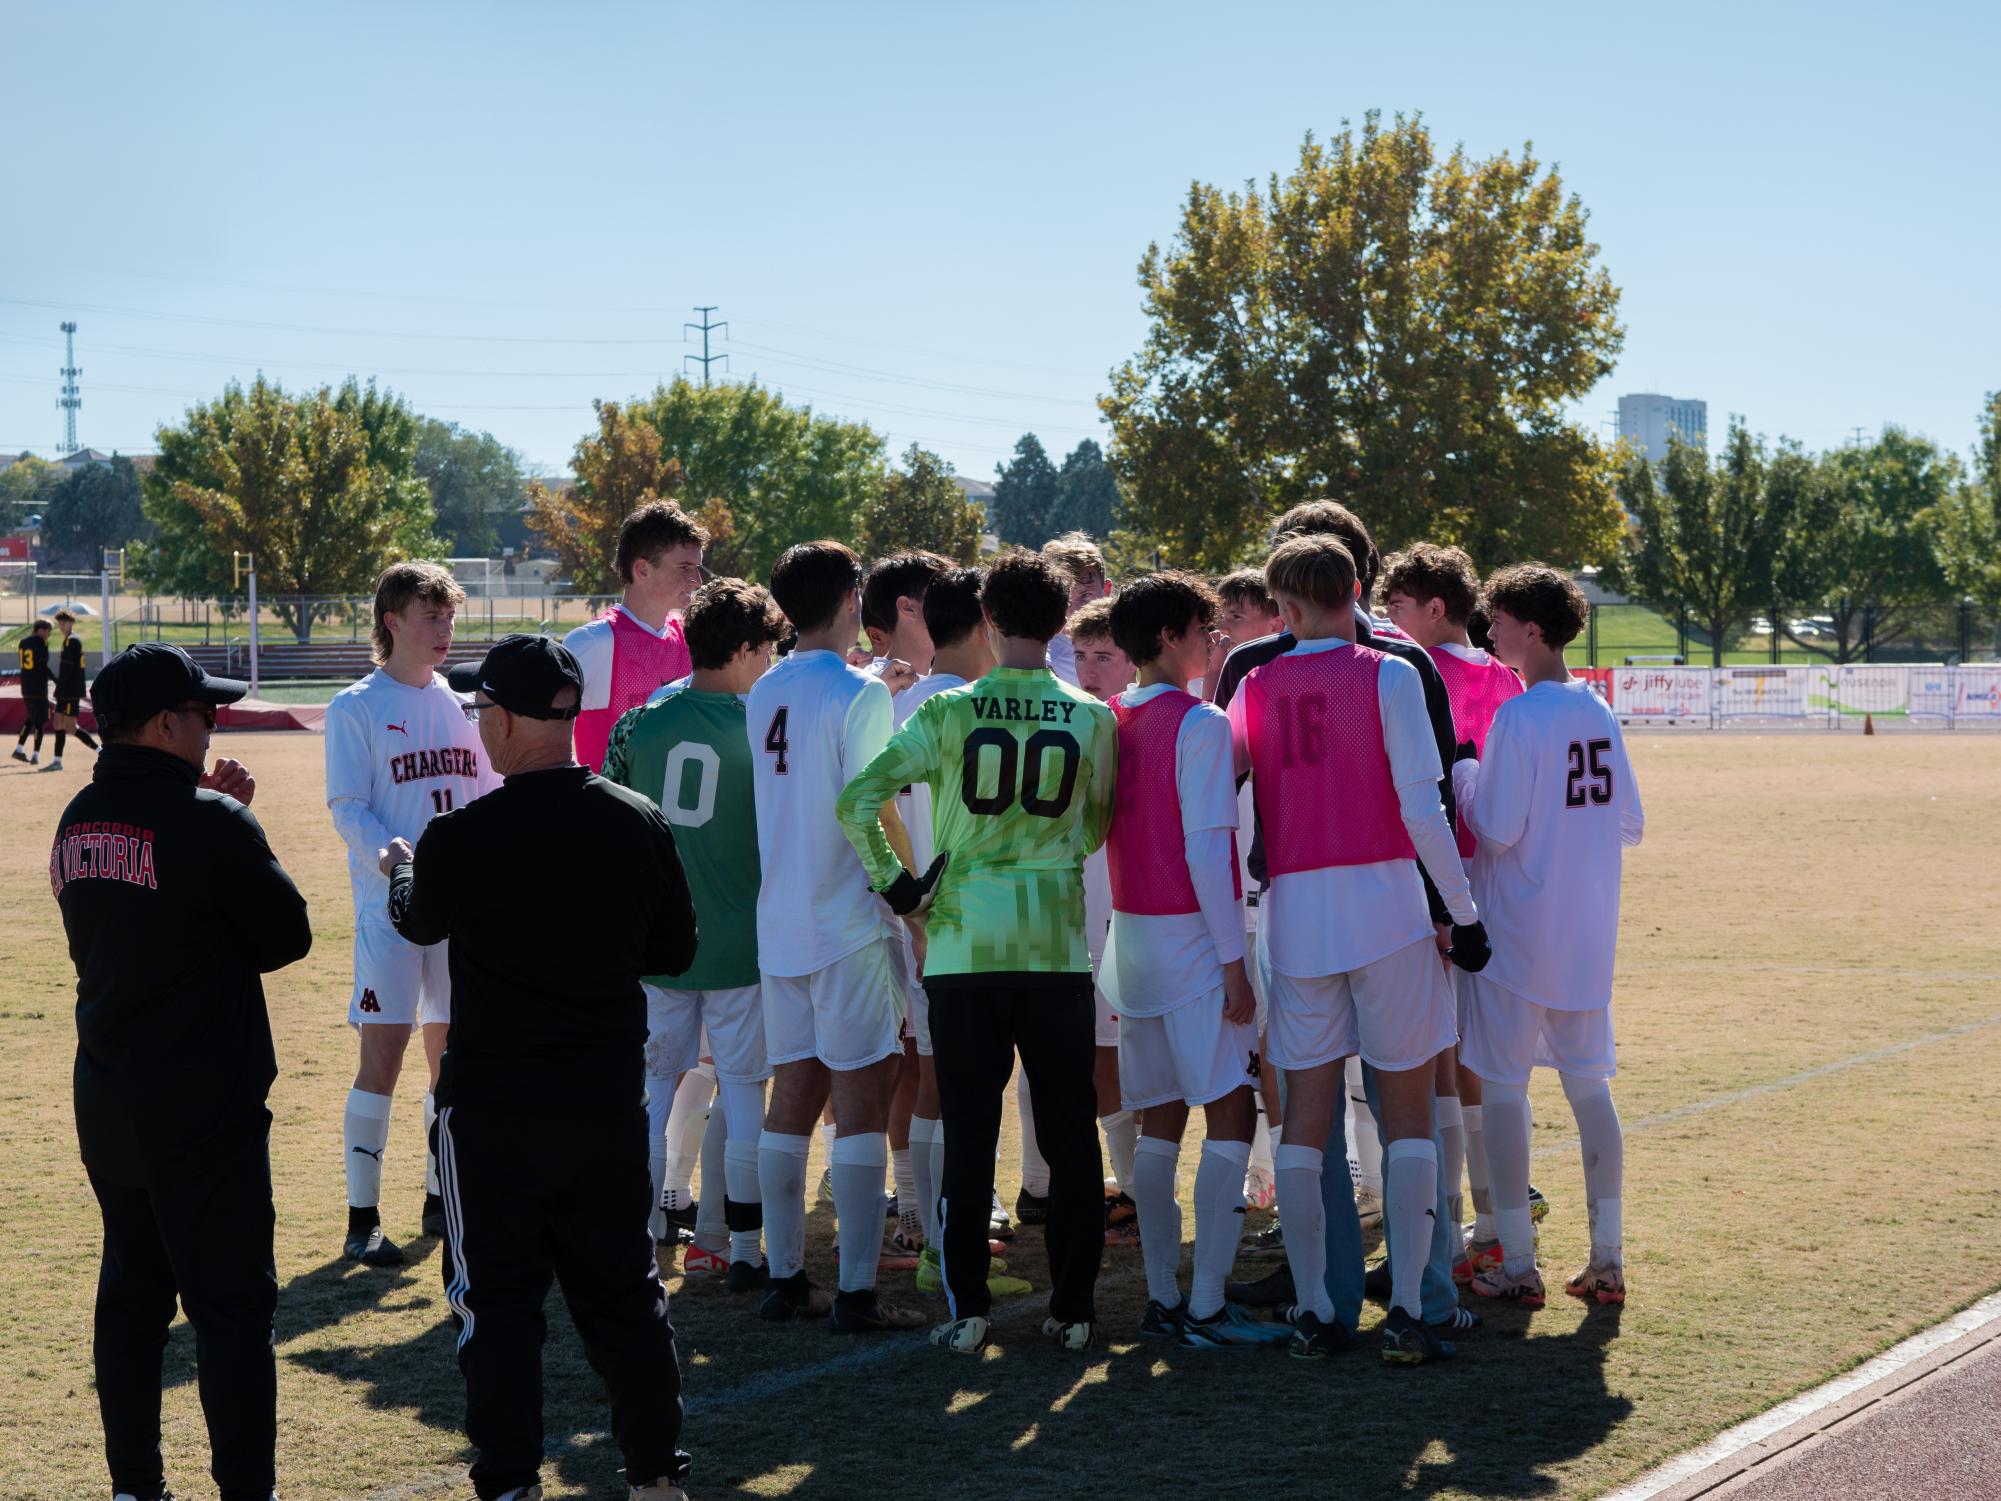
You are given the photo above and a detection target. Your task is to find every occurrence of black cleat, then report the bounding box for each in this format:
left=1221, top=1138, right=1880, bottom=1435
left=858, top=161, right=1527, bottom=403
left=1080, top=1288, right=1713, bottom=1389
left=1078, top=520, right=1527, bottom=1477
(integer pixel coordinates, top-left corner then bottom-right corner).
left=989, top=1190, right=1015, bottom=1242
left=1014, top=1188, right=1051, bottom=1226
left=1286, top=1307, right=1352, bottom=1360
left=1381, top=1305, right=1457, bottom=1365
left=1363, top=1257, right=1392, bottom=1301
left=759, top=1270, right=834, bottom=1322
left=885, top=1190, right=901, bottom=1221
left=1241, top=1217, right=1286, bottom=1260
left=828, top=1287, right=927, bottom=1333
left=1226, top=1264, right=1296, bottom=1308
left=726, top=1259, right=771, bottom=1294
left=343, top=1224, right=404, bottom=1268
left=661, top=1197, right=699, bottom=1236
left=1139, top=1297, right=1186, bottom=1339
left=421, top=1192, right=446, bottom=1238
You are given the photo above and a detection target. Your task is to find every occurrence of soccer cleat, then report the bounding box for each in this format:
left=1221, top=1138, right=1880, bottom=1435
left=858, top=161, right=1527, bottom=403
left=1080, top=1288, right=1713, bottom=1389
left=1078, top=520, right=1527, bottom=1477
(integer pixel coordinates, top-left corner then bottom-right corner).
left=1469, top=1263, right=1547, bottom=1308
left=1104, top=1187, right=1138, bottom=1227
left=1225, top=1264, right=1295, bottom=1308
left=1042, top=1316, right=1095, bottom=1351
left=930, top=1315, right=991, bottom=1353
left=113, top=1492, right=179, bottom=1501
left=819, top=1167, right=837, bottom=1205
left=343, top=1223, right=404, bottom=1268
left=885, top=1189, right=900, bottom=1220
left=1565, top=1260, right=1627, bottom=1305
left=828, top=1288, right=928, bottom=1333
left=989, top=1188, right=1015, bottom=1241
left=1285, top=1307, right=1350, bottom=1361
left=726, top=1259, right=771, bottom=1294
left=1430, top=1304, right=1482, bottom=1334
left=1381, top=1306, right=1457, bottom=1365
left=916, top=1246, right=1025, bottom=1297
left=27, top=751, right=38, bottom=764
left=1244, top=1164, right=1276, bottom=1210
left=1362, top=1258, right=1391, bottom=1301
left=660, top=1196, right=699, bottom=1236
left=1104, top=1217, right=1141, bottom=1249
left=683, top=1244, right=728, bottom=1277
left=1015, top=1187, right=1051, bottom=1226
left=878, top=1233, right=921, bottom=1273
left=1528, top=1184, right=1550, bottom=1222
left=1139, top=1297, right=1185, bottom=1339
left=1354, top=1185, right=1384, bottom=1232
left=1241, top=1218, right=1286, bottom=1260
left=1454, top=1237, right=1504, bottom=1286
left=45, top=756, right=63, bottom=771
left=1180, top=1302, right=1291, bottom=1348
left=421, top=1192, right=446, bottom=1238
left=759, top=1269, right=834, bottom=1321
left=493, top=1489, right=542, bottom=1501
left=628, top=1484, right=689, bottom=1501
left=10, top=747, right=27, bottom=762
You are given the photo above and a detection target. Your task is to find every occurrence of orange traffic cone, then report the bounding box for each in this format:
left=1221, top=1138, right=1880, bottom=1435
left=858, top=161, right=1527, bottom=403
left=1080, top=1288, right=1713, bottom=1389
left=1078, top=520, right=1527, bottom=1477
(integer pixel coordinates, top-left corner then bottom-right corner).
left=1864, top=712, right=1875, bottom=736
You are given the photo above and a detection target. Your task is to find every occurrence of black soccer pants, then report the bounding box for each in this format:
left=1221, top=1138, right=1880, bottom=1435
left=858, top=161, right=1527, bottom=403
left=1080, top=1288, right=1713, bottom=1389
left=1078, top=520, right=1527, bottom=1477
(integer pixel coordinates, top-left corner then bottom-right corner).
left=928, top=979, right=1103, bottom=1324
left=435, top=1099, right=690, bottom=1501
left=86, top=1117, right=278, bottom=1501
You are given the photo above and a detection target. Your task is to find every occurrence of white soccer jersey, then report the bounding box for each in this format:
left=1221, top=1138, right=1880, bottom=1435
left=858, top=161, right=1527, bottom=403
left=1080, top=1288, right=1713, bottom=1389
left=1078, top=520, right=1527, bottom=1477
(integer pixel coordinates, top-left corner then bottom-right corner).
left=1465, top=678, right=1645, bottom=1011
left=892, top=671, right=967, bottom=872
left=1107, top=686, right=1243, bottom=1016
left=562, top=606, right=679, bottom=713
left=325, top=669, right=498, bottom=926
left=747, top=648, right=897, bottom=976
left=1046, top=633, right=1079, bottom=687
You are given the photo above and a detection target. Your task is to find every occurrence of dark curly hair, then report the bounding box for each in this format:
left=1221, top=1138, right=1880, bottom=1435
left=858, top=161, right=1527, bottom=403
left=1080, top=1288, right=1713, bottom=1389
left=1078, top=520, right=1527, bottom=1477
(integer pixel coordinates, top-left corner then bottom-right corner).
left=979, top=551, right=1070, bottom=644
left=684, top=578, right=788, bottom=670
left=1482, top=563, right=1589, bottom=649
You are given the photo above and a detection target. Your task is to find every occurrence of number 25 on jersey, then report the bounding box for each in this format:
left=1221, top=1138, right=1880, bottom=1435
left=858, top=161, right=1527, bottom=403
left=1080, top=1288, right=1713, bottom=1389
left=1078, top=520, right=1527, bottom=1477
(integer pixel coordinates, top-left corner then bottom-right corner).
left=1565, top=738, right=1613, bottom=807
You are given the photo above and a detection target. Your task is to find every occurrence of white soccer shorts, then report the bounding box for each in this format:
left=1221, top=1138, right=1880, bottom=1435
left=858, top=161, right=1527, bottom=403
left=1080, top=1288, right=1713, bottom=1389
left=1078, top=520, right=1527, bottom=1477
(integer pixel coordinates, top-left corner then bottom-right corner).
left=1117, top=986, right=1260, bottom=1111
left=1459, top=976, right=1617, bottom=1087
left=1093, top=982, right=1119, bottom=1048
left=761, top=936, right=906, bottom=1072
left=348, top=921, right=450, bottom=1027
left=890, top=933, right=933, bottom=1057
left=644, top=982, right=770, bottom=1085
left=1264, top=935, right=1457, bottom=1074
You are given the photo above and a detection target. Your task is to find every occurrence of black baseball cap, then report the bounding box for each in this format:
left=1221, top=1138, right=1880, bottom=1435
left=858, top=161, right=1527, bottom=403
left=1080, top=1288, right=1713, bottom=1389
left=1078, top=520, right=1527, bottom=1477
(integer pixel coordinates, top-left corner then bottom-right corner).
left=91, top=642, right=249, bottom=731
left=446, top=634, right=583, bottom=720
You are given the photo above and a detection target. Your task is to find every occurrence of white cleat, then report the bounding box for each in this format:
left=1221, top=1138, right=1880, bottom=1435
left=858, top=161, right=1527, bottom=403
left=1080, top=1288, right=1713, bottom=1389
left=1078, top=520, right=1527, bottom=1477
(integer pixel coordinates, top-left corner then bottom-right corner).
left=931, top=1314, right=991, bottom=1353
left=1042, top=1316, right=1096, bottom=1351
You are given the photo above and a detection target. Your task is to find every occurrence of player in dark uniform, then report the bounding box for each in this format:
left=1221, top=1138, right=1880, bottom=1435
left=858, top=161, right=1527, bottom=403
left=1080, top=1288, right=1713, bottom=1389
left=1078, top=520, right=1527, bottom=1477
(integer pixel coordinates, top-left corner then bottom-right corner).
left=13, top=617, right=55, bottom=765
left=50, top=608, right=100, bottom=770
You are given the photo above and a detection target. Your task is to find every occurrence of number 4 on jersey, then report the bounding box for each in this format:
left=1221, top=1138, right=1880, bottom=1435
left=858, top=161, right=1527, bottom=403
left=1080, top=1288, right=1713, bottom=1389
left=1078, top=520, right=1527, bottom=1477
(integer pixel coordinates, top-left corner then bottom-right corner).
left=763, top=706, right=790, bottom=775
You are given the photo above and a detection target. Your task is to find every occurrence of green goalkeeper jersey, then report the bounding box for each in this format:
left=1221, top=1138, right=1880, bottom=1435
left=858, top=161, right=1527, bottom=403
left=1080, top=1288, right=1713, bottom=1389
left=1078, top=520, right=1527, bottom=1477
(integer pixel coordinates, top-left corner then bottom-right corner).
left=837, top=665, right=1116, bottom=987
left=604, top=687, right=760, bottom=990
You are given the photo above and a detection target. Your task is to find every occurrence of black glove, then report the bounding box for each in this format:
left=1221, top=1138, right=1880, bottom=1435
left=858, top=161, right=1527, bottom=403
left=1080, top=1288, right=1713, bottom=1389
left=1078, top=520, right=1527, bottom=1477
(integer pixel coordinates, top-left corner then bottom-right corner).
left=881, top=852, right=950, bottom=916
left=1449, top=919, right=1491, bottom=974
left=1454, top=739, right=1479, bottom=764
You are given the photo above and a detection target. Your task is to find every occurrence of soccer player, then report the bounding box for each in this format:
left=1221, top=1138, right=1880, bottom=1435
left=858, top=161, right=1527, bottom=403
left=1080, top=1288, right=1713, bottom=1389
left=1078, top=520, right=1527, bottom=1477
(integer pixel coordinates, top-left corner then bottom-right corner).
left=46, top=609, right=99, bottom=769
left=748, top=540, right=926, bottom=1333
left=1103, top=572, right=1285, bottom=1348
left=604, top=577, right=789, bottom=1295
left=325, top=563, right=499, bottom=1265
left=13, top=617, right=54, bottom=764
left=1462, top=565, right=1644, bottom=1310
left=1064, top=597, right=1141, bottom=1243
left=838, top=551, right=1117, bottom=1356
left=1040, top=531, right=1109, bottom=689
left=1381, top=543, right=1526, bottom=1282
left=1229, top=535, right=1488, bottom=1365
left=564, top=500, right=707, bottom=773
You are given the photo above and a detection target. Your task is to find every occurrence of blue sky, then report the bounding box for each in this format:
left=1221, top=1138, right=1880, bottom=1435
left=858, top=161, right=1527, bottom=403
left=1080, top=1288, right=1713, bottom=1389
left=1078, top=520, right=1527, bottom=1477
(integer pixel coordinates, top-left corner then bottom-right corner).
left=3, top=1, right=1996, bottom=483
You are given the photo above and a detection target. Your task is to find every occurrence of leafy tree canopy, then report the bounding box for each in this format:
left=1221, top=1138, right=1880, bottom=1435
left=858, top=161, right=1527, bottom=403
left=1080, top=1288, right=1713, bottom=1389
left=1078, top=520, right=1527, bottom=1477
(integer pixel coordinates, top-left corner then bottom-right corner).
left=857, top=443, right=988, bottom=564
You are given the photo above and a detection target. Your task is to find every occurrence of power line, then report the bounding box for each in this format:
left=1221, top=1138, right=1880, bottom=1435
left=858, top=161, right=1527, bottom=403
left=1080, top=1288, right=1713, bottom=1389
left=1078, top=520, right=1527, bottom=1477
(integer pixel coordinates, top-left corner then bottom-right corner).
left=682, top=306, right=728, bottom=386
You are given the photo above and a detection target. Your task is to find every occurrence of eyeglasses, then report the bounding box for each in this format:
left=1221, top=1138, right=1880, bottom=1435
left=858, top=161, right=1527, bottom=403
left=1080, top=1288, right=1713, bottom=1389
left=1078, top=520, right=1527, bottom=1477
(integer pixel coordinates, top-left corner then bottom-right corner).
left=461, top=700, right=496, bottom=723
left=169, top=701, right=217, bottom=729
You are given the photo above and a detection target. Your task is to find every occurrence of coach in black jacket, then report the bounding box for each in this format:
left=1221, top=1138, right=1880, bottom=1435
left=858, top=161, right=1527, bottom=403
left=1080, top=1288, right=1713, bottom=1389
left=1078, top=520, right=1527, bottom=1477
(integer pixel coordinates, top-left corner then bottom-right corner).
left=54, top=643, right=311, bottom=1501
left=383, top=633, right=699, bottom=1501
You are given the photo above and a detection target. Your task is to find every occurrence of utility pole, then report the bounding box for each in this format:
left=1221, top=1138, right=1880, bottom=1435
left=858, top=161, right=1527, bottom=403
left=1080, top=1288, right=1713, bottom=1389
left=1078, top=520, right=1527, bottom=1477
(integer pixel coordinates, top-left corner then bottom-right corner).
left=1850, top=426, right=1867, bottom=447
left=57, top=321, right=82, bottom=454
left=683, top=306, right=729, bottom=386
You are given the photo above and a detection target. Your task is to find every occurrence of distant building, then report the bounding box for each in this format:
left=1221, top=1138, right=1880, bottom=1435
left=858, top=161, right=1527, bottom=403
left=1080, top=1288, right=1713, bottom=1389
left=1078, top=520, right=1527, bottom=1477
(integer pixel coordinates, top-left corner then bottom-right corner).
left=1617, top=394, right=1707, bottom=465
left=954, top=475, right=996, bottom=525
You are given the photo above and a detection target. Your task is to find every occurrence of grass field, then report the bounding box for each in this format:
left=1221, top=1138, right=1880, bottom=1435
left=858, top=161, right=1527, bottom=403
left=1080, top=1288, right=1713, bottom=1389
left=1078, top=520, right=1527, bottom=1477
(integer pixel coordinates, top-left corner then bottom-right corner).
left=4, top=733, right=1999, bottom=1500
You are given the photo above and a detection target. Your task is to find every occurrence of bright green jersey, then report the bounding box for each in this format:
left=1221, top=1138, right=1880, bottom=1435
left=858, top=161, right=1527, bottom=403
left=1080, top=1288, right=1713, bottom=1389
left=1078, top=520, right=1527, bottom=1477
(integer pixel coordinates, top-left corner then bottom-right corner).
left=604, top=688, right=760, bottom=989
left=837, top=665, right=1116, bottom=986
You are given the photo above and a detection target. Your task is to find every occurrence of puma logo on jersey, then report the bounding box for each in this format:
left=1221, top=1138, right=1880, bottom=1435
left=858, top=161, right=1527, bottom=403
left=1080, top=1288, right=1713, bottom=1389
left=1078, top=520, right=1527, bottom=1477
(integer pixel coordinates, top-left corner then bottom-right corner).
left=385, top=721, right=409, bottom=736
left=358, top=988, right=382, bottom=1013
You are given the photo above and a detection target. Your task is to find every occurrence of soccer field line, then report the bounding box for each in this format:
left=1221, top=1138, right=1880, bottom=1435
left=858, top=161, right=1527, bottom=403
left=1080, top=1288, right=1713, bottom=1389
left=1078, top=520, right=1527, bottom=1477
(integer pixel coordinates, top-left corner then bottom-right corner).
left=1532, top=1010, right=2001, bottom=1162
left=1621, top=962, right=2001, bottom=983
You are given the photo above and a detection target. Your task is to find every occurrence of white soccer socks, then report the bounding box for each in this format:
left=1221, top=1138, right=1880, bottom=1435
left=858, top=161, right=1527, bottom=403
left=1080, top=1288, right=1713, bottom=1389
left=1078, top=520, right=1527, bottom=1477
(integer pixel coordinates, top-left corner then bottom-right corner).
left=1017, top=1070, right=1051, bottom=1196
left=1462, top=1103, right=1495, bottom=1241
left=908, top=1115, right=941, bottom=1244
left=1132, top=1136, right=1184, bottom=1307
left=830, top=1133, right=889, bottom=1293
left=662, top=1066, right=715, bottom=1209
left=1562, top=1072, right=1625, bottom=1265
left=757, top=1130, right=810, bottom=1280
left=1434, top=1094, right=1466, bottom=1229
left=1383, top=1138, right=1439, bottom=1322
left=1345, top=1059, right=1382, bottom=1193
left=722, top=1136, right=764, bottom=1265
left=1101, top=1109, right=1138, bottom=1199
left=645, top=1073, right=677, bottom=1235
left=693, top=1104, right=728, bottom=1253
left=422, top=1090, right=441, bottom=1196
left=892, top=1146, right=922, bottom=1242
left=1191, top=1139, right=1251, bottom=1320
left=1274, top=1143, right=1334, bottom=1322
left=1482, top=1080, right=1536, bottom=1276
left=343, top=1088, right=393, bottom=1209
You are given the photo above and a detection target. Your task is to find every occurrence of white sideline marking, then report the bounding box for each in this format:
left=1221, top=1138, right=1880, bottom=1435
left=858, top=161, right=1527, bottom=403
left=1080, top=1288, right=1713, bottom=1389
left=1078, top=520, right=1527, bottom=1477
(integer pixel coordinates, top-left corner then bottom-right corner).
left=1623, top=963, right=2001, bottom=983
left=1533, top=1011, right=2001, bottom=1160
left=1600, top=1290, right=2001, bottom=1500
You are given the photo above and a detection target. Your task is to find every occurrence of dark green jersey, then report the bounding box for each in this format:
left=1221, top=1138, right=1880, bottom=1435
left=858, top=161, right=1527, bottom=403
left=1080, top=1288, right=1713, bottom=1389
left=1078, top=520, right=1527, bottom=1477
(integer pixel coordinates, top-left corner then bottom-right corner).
left=605, top=688, right=760, bottom=989
left=837, top=665, right=1116, bottom=986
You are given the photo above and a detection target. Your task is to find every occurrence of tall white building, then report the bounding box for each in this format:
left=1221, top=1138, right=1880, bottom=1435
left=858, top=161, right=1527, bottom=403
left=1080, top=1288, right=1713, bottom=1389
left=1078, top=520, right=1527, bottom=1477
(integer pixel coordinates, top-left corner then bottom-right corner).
left=1617, top=393, right=1708, bottom=464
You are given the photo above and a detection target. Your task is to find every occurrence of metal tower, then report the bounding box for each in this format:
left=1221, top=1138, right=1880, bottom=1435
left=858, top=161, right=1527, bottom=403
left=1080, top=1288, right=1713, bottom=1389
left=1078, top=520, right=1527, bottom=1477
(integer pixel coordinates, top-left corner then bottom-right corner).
left=683, top=306, right=728, bottom=385
left=57, top=321, right=82, bottom=454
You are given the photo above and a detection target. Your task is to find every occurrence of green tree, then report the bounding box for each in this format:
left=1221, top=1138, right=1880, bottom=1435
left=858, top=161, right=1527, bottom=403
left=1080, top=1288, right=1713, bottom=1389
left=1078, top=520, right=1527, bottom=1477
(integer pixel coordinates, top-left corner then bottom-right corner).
left=524, top=400, right=686, bottom=596
left=1103, top=112, right=1626, bottom=573
left=1779, top=427, right=1955, bottom=660
left=1608, top=425, right=1807, bottom=668
left=413, top=418, right=527, bottom=556
left=1048, top=438, right=1121, bottom=540
left=1928, top=393, right=2001, bottom=614
left=990, top=433, right=1061, bottom=548
left=136, top=377, right=439, bottom=640
left=0, top=454, right=59, bottom=534
left=40, top=455, right=150, bottom=570
left=857, top=443, right=987, bottom=563
left=625, top=378, right=886, bottom=582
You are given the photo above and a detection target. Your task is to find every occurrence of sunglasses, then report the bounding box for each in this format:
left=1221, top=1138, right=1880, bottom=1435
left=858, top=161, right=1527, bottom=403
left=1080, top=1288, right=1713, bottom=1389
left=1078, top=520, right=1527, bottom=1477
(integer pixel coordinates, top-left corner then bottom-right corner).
left=169, top=701, right=218, bottom=729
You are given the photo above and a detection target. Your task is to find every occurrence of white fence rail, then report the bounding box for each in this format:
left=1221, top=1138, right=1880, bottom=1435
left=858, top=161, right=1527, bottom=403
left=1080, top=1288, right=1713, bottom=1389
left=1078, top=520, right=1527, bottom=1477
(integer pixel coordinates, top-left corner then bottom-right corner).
left=1590, top=663, right=2001, bottom=728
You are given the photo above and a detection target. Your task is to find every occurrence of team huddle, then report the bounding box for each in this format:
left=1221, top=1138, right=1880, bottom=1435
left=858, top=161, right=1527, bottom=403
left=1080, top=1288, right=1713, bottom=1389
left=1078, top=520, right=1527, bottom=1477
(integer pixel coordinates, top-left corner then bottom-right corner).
left=326, top=495, right=1644, bottom=1377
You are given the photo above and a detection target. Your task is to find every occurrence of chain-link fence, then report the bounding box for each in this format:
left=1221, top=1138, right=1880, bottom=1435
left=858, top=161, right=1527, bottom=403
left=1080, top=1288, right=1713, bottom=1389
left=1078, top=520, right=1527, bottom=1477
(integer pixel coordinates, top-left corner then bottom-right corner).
left=1571, top=601, right=1998, bottom=668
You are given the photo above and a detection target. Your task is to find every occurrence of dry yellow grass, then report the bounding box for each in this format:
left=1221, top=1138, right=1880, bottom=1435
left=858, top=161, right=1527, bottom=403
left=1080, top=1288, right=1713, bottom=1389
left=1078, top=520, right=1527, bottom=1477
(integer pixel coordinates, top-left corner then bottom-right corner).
left=3, top=731, right=1998, bottom=1499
